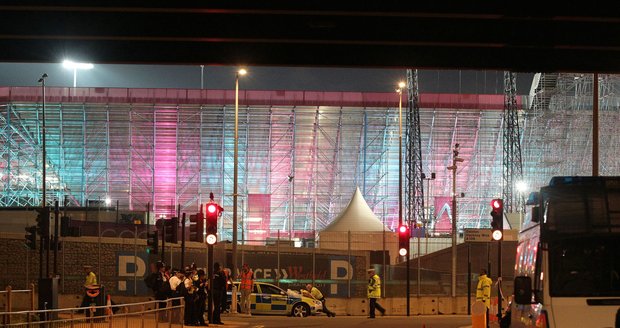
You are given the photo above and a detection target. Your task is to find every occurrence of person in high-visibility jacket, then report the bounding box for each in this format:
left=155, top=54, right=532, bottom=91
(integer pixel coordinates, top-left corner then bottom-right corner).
left=79, top=265, right=99, bottom=310
left=239, top=263, right=254, bottom=315
left=476, top=268, right=492, bottom=327
left=303, top=283, right=335, bottom=317
left=367, top=268, right=386, bottom=318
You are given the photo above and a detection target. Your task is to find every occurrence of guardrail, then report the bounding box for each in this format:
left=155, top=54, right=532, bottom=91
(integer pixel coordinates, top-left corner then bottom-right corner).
left=1, top=285, right=36, bottom=325
left=0, top=297, right=184, bottom=328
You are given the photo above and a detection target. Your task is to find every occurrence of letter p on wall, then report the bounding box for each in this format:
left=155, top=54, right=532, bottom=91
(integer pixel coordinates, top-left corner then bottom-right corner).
left=330, top=260, right=352, bottom=295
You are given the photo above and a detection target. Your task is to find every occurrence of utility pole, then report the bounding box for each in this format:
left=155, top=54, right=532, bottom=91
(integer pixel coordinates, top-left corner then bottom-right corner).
left=447, top=143, right=463, bottom=298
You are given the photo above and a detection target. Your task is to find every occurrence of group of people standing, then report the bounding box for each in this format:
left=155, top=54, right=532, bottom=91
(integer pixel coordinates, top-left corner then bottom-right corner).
left=86, top=258, right=495, bottom=324
left=144, top=261, right=247, bottom=326
left=144, top=261, right=220, bottom=326
left=144, top=261, right=388, bottom=321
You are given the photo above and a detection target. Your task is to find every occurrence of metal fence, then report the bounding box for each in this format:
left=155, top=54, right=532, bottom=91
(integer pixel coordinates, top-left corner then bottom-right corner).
left=2, top=232, right=514, bottom=300
left=0, top=297, right=184, bottom=328
left=1, top=286, right=36, bottom=325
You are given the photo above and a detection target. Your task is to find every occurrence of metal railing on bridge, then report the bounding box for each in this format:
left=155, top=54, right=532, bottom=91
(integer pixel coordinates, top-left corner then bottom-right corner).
left=0, top=297, right=184, bottom=328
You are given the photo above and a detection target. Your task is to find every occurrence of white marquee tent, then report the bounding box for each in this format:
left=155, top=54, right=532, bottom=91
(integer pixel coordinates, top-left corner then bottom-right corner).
left=319, top=187, right=398, bottom=263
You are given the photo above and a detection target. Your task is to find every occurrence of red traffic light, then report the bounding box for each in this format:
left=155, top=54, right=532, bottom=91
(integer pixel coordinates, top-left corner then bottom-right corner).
left=398, top=224, right=410, bottom=257
left=490, top=198, right=504, bottom=241
left=207, top=204, right=217, bottom=214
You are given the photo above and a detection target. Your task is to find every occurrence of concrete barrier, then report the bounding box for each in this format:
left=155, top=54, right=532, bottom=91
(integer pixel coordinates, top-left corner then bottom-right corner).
left=471, top=300, right=486, bottom=328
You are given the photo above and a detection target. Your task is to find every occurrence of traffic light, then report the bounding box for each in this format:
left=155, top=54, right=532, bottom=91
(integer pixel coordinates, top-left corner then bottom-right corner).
left=189, top=213, right=204, bottom=243
left=164, top=217, right=179, bottom=243
left=35, top=207, right=50, bottom=238
left=398, top=224, right=410, bottom=256
left=25, top=226, right=37, bottom=250
left=205, top=202, right=223, bottom=245
left=146, top=231, right=159, bottom=254
left=490, top=198, right=504, bottom=241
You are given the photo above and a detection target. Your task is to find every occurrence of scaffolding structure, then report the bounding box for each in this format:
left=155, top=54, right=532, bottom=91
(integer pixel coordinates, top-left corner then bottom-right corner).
left=502, top=71, right=524, bottom=214
left=522, top=73, right=620, bottom=192
left=4, top=76, right=618, bottom=241
left=405, top=69, right=424, bottom=230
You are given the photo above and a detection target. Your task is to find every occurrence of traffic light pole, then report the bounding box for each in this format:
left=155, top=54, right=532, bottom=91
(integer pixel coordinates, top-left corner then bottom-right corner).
left=207, top=244, right=214, bottom=323
left=53, top=201, right=59, bottom=276
left=38, top=229, right=43, bottom=279
left=497, top=240, right=502, bottom=321
left=406, top=250, right=410, bottom=316
left=181, top=213, right=186, bottom=269
left=146, top=202, right=150, bottom=236
left=161, top=223, right=166, bottom=263
left=46, top=234, right=50, bottom=278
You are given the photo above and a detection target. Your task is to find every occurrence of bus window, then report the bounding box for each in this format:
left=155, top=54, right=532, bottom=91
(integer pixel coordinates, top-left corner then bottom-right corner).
left=549, top=236, right=620, bottom=297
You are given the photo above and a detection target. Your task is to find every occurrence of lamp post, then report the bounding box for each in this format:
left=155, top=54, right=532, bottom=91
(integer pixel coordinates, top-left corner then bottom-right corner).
left=397, top=81, right=405, bottom=226
left=447, top=144, right=463, bottom=298
left=396, top=81, right=408, bottom=315
left=38, top=73, right=48, bottom=207
left=232, top=68, right=247, bottom=278
left=62, top=60, right=94, bottom=88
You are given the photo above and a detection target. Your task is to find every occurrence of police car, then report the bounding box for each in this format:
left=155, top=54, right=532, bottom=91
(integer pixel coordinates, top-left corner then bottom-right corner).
left=227, top=282, right=322, bottom=317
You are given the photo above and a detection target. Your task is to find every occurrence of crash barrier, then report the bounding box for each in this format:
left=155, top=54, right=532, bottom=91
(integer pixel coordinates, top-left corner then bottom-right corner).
left=0, top=296, right=184, bottom=328
left=1, top=285, right=36, bottom=325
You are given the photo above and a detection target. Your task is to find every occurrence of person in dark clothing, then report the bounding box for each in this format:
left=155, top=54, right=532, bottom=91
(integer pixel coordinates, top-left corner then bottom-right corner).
left=145, top=261, right=169, bottom=322
left=194, top=269, right=208, bottom=326
left=211, top=262, right=227, bottom=325
left=180, top=269, right=197, bottom=326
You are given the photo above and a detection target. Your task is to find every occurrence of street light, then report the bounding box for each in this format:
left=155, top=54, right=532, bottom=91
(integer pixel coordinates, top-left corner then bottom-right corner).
left=38, top=73, right=48, bottom=207
left=62, top=60, right=94, bottom=87
left=396, top=81, right=405, bottom=226
left=396, top=81, right=410, bottom=316
left=233, top=68, right=247, bottom=280
left=447, top=143, right=463, bottom=298
left=515, top=180, right=528, bottom=194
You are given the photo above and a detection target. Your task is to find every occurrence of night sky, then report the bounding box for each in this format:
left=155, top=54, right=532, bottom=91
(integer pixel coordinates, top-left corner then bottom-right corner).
left=0, top=62, right=535, bottom=95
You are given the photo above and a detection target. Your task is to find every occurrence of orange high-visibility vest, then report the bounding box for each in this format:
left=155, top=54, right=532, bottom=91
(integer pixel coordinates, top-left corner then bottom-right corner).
left=240, top=270, right=253, bottom=290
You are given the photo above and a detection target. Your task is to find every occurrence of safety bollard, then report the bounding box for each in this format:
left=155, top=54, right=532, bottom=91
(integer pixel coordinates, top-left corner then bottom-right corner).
left=231, top=285, right=238, bottom=314
left=471, top=300, right=487, bottom=328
